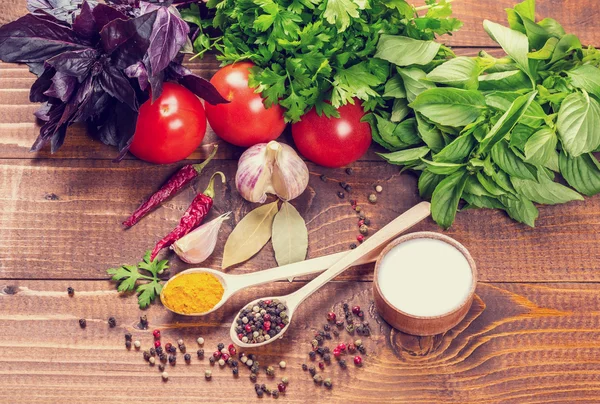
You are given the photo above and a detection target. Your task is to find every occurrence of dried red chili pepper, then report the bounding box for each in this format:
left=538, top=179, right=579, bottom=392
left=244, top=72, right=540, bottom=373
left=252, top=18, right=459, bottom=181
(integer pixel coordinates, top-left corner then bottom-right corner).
left=123, top=146, right=218, bottom=228
left=150, top=172, right=225, bottom=260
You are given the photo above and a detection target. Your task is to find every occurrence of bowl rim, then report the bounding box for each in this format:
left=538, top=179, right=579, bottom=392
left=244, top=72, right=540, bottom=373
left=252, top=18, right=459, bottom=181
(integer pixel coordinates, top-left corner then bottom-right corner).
left=373, top=231, right=478, bottom=320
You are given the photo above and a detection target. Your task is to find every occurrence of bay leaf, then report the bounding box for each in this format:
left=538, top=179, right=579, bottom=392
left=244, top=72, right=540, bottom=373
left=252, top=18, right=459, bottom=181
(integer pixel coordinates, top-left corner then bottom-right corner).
left=272, top=201, right=308, bottom=267
left=222, top=201, right=279, bottom=269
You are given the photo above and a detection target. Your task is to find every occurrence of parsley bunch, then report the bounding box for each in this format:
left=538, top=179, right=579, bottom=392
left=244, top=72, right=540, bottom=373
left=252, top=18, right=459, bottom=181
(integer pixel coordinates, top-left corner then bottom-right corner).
left=107, top=252, right=168, bottom=309
left=182, top=0, right=461, bottom=121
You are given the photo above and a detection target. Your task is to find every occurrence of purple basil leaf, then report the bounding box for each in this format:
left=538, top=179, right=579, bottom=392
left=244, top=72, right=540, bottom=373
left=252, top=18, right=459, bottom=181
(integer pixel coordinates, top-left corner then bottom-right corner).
left=27, top=62, right=47, bottom=77
left=98, top=65, right=138, bottom=110
left=44, top=71, right=77, bottom=102
left=72, top=1, right=98, bottom=41
left=168, top=63, right=228, bottom=105
left=92, top=101, right=137, bottom=154
left=148, top=69, right=164, bottom=101
left=30, top=67, right=55, bottom=102
left=31, top=102, right=66, bottom=151
left=124, top=61, right=149, bottom=91
left=50, top=125, right=68, bottom=153
left=46, top=48, right=98, bottom=80
left=34, top=101, right=53, bottom=121
left=147, top=7, right=188, bottom=75
left=28, top=0, right=84, bottom=24
left=92, top=3, right=128, bottom=30
left=100, top=9, right=157, bottom=67
left=0, top=14, right=88, bottom=63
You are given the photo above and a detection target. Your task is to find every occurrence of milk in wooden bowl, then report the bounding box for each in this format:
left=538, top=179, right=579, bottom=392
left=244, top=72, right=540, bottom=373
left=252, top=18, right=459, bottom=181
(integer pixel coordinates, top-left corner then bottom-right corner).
left=373, top=232, right=477, bottom=336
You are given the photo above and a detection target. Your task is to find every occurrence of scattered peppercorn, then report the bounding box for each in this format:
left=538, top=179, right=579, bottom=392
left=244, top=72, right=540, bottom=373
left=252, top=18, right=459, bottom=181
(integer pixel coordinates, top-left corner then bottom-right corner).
left=363, top=218, right=371, bottom=226
left=352, top=306, right=361, bottom=315
left=149, top=347, right=156, bottom=356
left=339, top=181, right=347, bottom=189
left=348, top=344, right=356, bottom=353
left=143, top=351, right=151, bottom=361
left=308, top=366, right=316, bottom=376
left=161, top=371, right=169, bottom=381
left=375, top=185, right=383, bottom=193
left=154, top=340, right=161, bottom=348
left=272, top=390, right=279, bottom=399
left=197, top=349, right=204, bottom=359
left=344, top=184, right=352, bottom=192
left=159, top=353, right=167, bottom=363
left=355, top=339, right=363, bottom=347
left=134, top=340, right=141, bottom=349
left=309, top=351, right=316, bottom=360
left=67, top=287, right=74, bottom=296
left=256, top=388, right=264, bottom=398
left=205, top=369, right=212, bottom=380
left=336, top=320, right=344, bottom=328
left=337, top=191, right=345, bottom=199
left=209, top=356, right=216, bottom=365
left=354, top=356, right=363, bottom=366
left=333, top=329, right=339, bottom=337
left=345, top=168, right=353, bottom=175
left=108, top=317, right=116, bottom=328
left=319, top=174, right=327, bottom=182
left=359, top=224, right=368, bottom=235
left=323, top=353, right=331, bottom=363
left=349, top=243, right=357, bottom=249
left=155, top=346, right=163, bottom=355
left=250, top=373, right=257, bottom=382
left=339, top=359, right=347, bottom=369
left=277, top=383, right=286, bottom=393
left=79, top=318, right=86, bottom=328
left=168, top=355, right=176, bottom=365
left=153, top=329, right=161, bottom=339
left=368, top=193, right=377, bottom=203
left=356, top=234, right=365, bottom=243
left=281, top=377, right=289, bottom=385
left=318, top=362, right=324, bottom=370
left=358, top=345, right=367, bottom=354
left=184, top=353, right=191, bottom=363
left=232, top=367, right=239, bottom=376
left=179, top=344, right=186, bottom=353
left=158, top=363, right=165, bottom=372
left=149, top=357, right=156, bottom=366
left=218, top=359, right=225, bottom=366
left=197, top=337, right=204, bottom=345
left=139, top=315, right=148, bottom=329
left=313, top=374, right=323, bottom=384
left=217, top=342, right=225, bottom=351
left=327, top=312, right=336, bottom=322
left=279, top=361, right=286, bottom=369
left=346, top=324, right=355, bottom=334
left=125, top=341, right=132, bottom=349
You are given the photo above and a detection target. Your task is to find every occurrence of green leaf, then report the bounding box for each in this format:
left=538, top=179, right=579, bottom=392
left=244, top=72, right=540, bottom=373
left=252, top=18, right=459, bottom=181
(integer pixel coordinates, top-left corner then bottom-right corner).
left=524, top=127, right=557, bottom=165
left=511, top=172, right=583, bottom=205
left=520, top=15, right=551, bottom=51
left=483, top=20, right=534, bottom=80
left=378, top=146, right=430, bottom=165
left=397, top=67, right=436, bottom=103
left=410, top=88, right=486, bottom=127
left=137, top=281, right=163, bottom=309
left=537, top=18, right=566, bottom=38
left=433, top=133, right=476, bottom=163
left=416, top=113, right=445, bottom=153
left=323, top=0, right=361, bottom=32
left=476, top=172, right=507, bottom=196
left=383, top=75, right=407, bottom=98
left=332, top=62, right=382, bottom=107
left=568, top=65, right=600, bottom=99
left=463, top=193, right=505, bottom=210
left=557, top=91, right=600, bottom=157
left=375, top=35, right=441, bottom=67
left=431, top=169, right=468, bottom=229
left=421, top=159, right=465, bottom=175
left=391, top=98, right=409, bottom=123
left=528, top=37, right=558, bottom=59
left=513, top=0, right=535, bottom=21
left=479, top=91, right=537, bottom=153
left=374, top=115, right=418, bottom=150
left=550, top=34, right=581, bottom=64
left=426, top=57, right=479, bottom=90
left=478, top=70, right=531, bottom=92
left=499, top=194, right=538, bottom=227
left=559, top=152, right=600, bottom=196
left=491, top=140, right=538, bottom=180
left=510, top=123, right=536, bottom=150
left=107, top=265, right=141, bottom=292
left=418, top=170, right=444, bottom=200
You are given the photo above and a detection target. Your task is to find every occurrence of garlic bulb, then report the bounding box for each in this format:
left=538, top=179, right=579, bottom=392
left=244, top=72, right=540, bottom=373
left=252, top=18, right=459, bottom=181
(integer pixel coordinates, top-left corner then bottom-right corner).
left=171, top=212, right=231, bottom=264
left=236, top=141, right=309, bottom=203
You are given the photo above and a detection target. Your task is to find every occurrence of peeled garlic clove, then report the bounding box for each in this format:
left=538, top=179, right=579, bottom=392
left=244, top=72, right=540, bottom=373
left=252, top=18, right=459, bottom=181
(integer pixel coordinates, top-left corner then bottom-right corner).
left=271, top=142, right=309, bottom=201
left=235, top=141, right=309, bottom=203
left=171, top=212, right=231, bottom=264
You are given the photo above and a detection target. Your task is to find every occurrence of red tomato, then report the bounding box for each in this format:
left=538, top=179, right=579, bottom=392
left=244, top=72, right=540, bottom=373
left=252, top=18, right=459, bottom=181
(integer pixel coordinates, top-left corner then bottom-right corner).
left=291, top=101, right=372, bottom=168
left=205, top=62, right=286, bottom=147
left=130, top=83, right=206, bottom=164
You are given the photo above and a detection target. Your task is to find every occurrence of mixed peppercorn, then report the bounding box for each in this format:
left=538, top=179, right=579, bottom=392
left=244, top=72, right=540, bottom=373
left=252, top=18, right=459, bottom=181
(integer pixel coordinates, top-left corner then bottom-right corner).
left=234, top=299, right=289, bottom=344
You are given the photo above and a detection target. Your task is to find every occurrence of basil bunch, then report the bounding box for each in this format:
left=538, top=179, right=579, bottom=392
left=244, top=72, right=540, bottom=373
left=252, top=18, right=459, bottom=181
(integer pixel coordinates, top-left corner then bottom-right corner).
left=372, top=0, right=600, bottom=228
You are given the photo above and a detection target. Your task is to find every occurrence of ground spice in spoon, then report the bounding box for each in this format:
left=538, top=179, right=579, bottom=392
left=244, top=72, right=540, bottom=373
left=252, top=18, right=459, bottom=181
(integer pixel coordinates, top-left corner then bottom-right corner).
left=161, top=272, right=224, bottom=314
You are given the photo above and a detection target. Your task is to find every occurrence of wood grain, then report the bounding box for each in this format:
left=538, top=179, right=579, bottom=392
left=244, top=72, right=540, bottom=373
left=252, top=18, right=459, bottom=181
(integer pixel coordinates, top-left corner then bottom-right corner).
left=1, top=158, right=600, bottom=282
left=2, top=279, right=600, bottom=403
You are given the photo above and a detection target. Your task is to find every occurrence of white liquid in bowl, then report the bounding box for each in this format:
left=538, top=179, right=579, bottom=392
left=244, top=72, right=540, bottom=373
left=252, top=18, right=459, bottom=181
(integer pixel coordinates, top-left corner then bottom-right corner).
left=377, top=237, right=473, bottom=317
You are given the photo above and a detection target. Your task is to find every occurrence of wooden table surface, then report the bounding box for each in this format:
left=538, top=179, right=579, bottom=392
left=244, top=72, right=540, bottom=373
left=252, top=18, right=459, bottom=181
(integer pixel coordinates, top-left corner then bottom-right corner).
left=2, top=1, right=600, bottom=403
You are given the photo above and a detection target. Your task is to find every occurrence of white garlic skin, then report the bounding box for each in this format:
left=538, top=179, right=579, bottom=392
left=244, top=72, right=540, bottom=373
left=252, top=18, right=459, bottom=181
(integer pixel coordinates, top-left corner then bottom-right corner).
left=235, top=141, right=309, bottom=203
left=172, top=212, right=231, bottom=264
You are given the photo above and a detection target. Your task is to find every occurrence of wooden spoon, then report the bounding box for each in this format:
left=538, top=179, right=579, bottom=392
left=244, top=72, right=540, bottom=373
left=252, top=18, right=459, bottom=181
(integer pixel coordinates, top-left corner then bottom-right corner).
left=230, top=201, right=431, bottom=348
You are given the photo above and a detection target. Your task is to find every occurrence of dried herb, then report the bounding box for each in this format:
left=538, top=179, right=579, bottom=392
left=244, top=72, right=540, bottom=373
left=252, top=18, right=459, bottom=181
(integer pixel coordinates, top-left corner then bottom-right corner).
left=0, top=0, right=227, bottom=155
left=271, top=201, right=308, bottom=266
left=222, top=201, right=279, bottom=269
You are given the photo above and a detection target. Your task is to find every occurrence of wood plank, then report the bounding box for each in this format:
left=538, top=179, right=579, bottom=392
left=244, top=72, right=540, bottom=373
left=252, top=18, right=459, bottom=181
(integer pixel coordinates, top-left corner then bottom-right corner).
left=2, top=279, right=600, bottom=403
left=1, top=159, right=599, bottom=282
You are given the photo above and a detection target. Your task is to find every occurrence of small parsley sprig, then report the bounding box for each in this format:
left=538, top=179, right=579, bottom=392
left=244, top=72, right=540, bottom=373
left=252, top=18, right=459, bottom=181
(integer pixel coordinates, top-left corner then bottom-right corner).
left=107, top=252, right=168, bottom=309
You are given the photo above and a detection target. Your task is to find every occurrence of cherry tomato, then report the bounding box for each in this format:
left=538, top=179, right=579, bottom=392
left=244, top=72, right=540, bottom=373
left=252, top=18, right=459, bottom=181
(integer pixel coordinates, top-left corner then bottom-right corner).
left=130, top=83, right=206, bottom=164
left=291, top=101, right=371, bottom=168
left=205, top=62, right=286, bottom=147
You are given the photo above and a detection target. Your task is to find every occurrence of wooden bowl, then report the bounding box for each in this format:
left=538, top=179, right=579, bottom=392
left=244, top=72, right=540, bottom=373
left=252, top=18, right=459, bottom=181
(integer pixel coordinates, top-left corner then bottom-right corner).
left=373, top=232, right=477, bottom=336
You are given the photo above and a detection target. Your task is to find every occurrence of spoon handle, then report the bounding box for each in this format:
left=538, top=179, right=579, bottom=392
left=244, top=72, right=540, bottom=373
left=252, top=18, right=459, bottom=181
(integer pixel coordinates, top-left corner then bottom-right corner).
left=285, top=202, right=431, bottom=310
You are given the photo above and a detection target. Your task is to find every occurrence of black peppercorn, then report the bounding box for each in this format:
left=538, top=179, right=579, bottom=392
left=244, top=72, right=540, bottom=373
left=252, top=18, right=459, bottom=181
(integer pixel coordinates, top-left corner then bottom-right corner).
left=316, top=347, right=324, bottom=356
left=108, top=317, right=116, bottom=328
left=156, top=346, right=163, bottom=355
left=209, top=356, right=216, bottom=365
left=345, top=167, right=353, bottom=175
left=67, top=287, right=74, bottom=296
left=363, top=218, right=371, bottom=226
left=256, top=389, right=263, bottom=398
left=308, top=366, right=316, bottom=376
left=231, top=360, right=238, bottom=367
left=323, top=324, right=330, bottom=331
left=358, top=345, right=367, bottom=354
left=149, top=347, right=156, bottom=356
left=325, top=332, right=331, bottom=340
left=345, top=184, right=352, bottom=193
left=250, top=373, right=257, bottom=382
left=158, top=364, right=165, bottom=372
left=184, top=353, right=191, bottom=363
left=139, top=315, right=148, bottom=329
left=179, top=344, right=186, bottom=353
left=197, top=349, right=204, bottom=358
left=343, top=303, right=349, bottom=311
left=337, top=191, right=345, bottom=199
left=308, top=351, right=316, bottom=360
left=160, top=353, right=167, bottom=363
left=302, top=364, right=308, bottom=371
left=125, top=341, right=132, bottom=349
left=233, top=367, right=239, bottom=376
left=143, top=351, right=151, bottom=361
left=349, top=243, right=357, bottom=249
left=324, top=347, right=330, bottom=353
left=217, top=342, right=225, bottom=351
left=272, top=390, right=279, bottom=398
left=339, top=181, right=347, bottom=189
left=79, top=318, right=86, bottom=328
left=339, top=359, right=347, bottom=369
left=124, top=333, right=132, bottom=341
left=333, top=329, right=339, bottom=336
left=336, top=320, right=344, bottom=328
left=320, top=174, right=327, bottom=182
left=168, top=355, right=176, bottom=365
left=323, top=353, right=331, bottom=363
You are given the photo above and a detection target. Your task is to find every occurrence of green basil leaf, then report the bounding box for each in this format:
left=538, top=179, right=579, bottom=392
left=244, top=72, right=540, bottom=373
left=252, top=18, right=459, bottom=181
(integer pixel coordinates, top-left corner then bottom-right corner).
left=537, top=18, right=566, bottom=38
left=491, top=140, right=538, bottom=180
left=510, top=123, right=536, bottom=150
left=567, top=65, right=600, bottom=99
left=421, top=159, right=465, bottom=175
left=513, top=0, right=535, bottom=21
left=378, top=146, right=430, bottom=165
left=410, top=88, right=486, bottom=127
left=464, top=175, right=493, bottom=197
left=524, top=127, right=557, bottom=165
left=431, top=170, right=468, bottom=229
left=383, top=74, right=407, bottom=98
left=478, top=70, right=531, bottom=92
left=511, top=173, right=583, bottom=205
left=426, top=57, right=479, bottom=90
left=558, top=151, right=600, bottom=196
left=375, top=35, right=441, bottom=67
left=416, top=113, right=445, bottom=153
left=483, top=19, right=534, bottom=80
left=550, top=34, right=582, bottom=64
left=463, top=193, right=505, bottom=210
left=476, top=172, right=507, bottom=196
left=520, top=15, right=551, bottom=51
left=418, top=170, right=444, bottom=200
left=397, top=67, right=436, bottom=103
left=499, top=194, right=538, bottom=227
left=391, top=98, right=409, bottom=122
left=479, top=91, right=537, bottom=153
left=557, top=91, right=600, bottom=157
left=528, top=37, right=559, bottom=60
left=433, top=133, right=476, bottom=163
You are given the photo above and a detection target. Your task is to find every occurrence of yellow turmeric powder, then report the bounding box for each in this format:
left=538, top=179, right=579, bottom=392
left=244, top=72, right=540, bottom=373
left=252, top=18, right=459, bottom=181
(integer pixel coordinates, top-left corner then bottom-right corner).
left=161, top=272, right=224, bottom=314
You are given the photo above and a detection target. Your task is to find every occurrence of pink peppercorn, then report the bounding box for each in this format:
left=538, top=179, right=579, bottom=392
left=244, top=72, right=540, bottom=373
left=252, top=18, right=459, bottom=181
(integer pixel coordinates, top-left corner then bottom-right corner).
left=357, top=234, right=365, bottom=243
left=354, top=356, right=362, bottom=366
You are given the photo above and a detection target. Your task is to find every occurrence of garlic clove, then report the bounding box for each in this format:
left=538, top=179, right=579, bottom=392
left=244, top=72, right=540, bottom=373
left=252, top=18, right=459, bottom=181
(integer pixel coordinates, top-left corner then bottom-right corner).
left=172, top=212, right=231, bottom=264
left=271, top=142, right=309, bottom=201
